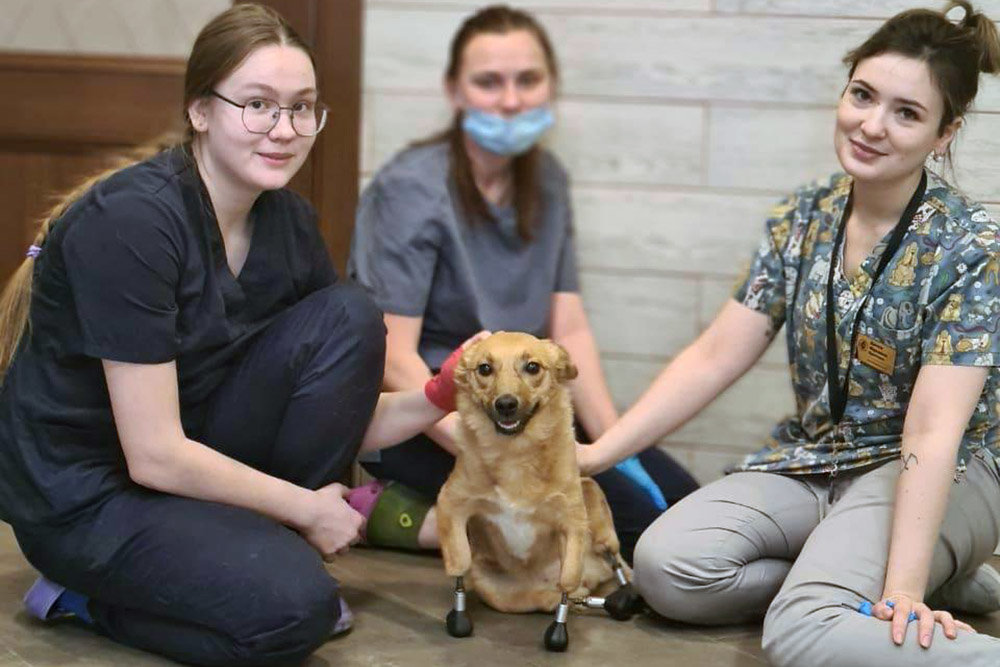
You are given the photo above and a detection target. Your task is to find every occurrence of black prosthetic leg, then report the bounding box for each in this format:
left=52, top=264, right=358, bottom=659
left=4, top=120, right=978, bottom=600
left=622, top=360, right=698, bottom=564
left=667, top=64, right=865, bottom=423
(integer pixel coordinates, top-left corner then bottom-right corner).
left=445, top=576, right=473, bottom=637
left=543, top=592, right=570, bottom=652
left=572, top=552, right=645, bottom=621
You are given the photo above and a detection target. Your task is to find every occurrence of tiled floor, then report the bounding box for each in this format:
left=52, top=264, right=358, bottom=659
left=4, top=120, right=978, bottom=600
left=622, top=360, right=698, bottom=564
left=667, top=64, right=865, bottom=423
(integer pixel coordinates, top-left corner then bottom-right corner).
left=0, top=524, right=997, bottom=666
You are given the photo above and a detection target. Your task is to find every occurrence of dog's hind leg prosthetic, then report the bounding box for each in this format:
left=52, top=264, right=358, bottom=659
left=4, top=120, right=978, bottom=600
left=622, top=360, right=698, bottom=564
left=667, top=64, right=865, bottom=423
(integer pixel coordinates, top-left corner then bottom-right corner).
left=543, top=592, right=570, bottom=651
left=601, top=552, right=645, bottom=620
left=445, top=577, right=473, bottom=638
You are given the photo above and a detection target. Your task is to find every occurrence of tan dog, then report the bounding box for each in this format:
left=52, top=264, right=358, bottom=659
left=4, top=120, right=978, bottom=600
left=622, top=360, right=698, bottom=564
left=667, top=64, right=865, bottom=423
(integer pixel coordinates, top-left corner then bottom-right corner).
left=436, top=331, right=628, bottom=621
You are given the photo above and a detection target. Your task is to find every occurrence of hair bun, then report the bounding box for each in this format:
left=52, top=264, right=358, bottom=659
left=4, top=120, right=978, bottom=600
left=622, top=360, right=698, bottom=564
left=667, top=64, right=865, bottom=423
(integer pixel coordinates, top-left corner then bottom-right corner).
left=944, top=1, right=969, bottom=25
left=945, top=1, right=1000, bottom=73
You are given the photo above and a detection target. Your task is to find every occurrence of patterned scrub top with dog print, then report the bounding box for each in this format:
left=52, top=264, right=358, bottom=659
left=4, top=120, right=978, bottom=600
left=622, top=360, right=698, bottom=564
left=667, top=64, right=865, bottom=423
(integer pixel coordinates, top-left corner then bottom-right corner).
left=731, top=170, right=1000, bottom=477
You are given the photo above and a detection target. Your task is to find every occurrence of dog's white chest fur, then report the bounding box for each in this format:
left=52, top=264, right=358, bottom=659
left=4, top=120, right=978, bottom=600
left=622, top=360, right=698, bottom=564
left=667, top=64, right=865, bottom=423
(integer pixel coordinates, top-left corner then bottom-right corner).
left=485, top=490, right=536, bottom=560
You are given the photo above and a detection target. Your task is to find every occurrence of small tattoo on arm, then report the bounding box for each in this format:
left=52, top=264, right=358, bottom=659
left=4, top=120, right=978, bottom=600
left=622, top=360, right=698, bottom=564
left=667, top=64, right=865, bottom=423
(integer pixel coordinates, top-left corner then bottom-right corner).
left=900, top=452, right=919, bottom=472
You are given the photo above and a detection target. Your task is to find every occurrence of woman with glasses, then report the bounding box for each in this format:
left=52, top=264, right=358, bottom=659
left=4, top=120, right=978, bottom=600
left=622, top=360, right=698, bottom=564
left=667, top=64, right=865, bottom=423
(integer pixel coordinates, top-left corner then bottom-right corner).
left=346, top=4, right=699, bottom=563
left=0, top=5, right=457, bottom=665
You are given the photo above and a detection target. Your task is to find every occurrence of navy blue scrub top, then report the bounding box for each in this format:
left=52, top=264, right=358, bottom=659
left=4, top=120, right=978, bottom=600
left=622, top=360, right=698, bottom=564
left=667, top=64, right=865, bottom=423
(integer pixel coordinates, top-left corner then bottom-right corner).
left=0, top=147, right=336, bottom=526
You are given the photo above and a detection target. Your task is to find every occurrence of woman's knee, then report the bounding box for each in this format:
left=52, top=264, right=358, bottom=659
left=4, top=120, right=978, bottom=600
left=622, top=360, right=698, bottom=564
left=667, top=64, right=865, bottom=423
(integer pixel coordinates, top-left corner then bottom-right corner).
left=631, top=525, right=677, bottom=615
left=230, top=573, right=341, bottom=664
left=633, top=507, right=791, bottom=626
left=761, top=592, right=793, bottom=664
left=761, top=587, right=835, bottom=667
left=632, top=517, right=727, bottom=624
left=312, top=283, right=384, bottom=344
left=298, top=283, right=385, bottom=378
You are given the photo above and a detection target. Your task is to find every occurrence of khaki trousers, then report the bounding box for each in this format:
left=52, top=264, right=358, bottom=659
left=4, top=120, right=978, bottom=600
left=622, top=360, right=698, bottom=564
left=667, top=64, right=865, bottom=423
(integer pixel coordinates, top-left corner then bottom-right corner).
left=633, top=454, right=1000, bottom=666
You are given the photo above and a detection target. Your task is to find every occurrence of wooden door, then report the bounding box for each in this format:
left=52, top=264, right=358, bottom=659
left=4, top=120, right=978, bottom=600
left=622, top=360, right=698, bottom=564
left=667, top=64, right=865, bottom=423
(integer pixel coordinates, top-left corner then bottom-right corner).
left=0, top=0, right=362, bottom=284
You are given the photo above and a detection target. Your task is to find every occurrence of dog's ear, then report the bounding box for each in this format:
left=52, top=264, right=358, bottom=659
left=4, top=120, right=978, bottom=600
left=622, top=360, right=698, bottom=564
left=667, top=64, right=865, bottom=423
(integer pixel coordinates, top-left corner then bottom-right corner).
left=550, top=342, right=578, bottom=382
left=453, top=339, right=482, bottom=390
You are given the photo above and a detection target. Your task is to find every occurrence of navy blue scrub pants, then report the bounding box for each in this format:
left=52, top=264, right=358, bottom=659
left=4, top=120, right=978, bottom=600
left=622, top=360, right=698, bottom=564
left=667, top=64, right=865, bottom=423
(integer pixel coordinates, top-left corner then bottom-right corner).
left=363, top=427, right=700, bottom=564
left=14, top=284, right=385, bottom=667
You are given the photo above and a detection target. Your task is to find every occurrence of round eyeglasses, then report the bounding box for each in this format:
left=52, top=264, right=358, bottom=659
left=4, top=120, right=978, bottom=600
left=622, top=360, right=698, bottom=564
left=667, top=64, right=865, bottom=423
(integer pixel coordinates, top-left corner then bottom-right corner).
left=211, top=91, right=328, bottom=137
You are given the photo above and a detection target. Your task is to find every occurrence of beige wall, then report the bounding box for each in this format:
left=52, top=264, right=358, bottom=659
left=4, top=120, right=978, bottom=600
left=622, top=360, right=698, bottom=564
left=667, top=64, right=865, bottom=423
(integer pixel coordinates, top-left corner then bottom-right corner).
left=363, top=0, right=1000, bottom=483
left=0, top=0, right=230, bottom=56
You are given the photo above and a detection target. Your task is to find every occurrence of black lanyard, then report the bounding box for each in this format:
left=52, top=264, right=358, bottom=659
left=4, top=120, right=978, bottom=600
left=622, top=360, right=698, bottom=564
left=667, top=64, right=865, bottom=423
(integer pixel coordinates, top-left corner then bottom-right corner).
left=825, top=170, right=926, bottom=425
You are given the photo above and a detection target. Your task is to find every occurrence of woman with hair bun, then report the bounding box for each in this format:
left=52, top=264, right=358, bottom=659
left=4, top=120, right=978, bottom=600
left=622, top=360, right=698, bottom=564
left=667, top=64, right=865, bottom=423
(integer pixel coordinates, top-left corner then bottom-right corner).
left=581, top=2, right=1000, bottom=663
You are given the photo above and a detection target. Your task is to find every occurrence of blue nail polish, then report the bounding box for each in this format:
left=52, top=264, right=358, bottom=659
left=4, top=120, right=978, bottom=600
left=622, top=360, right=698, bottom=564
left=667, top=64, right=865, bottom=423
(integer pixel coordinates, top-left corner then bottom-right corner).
left=881, top=600, right=917, bottom=622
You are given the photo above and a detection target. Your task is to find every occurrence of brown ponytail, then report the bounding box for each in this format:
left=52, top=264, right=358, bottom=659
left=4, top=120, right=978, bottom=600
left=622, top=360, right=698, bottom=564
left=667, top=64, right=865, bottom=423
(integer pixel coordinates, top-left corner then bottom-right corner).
left=0, top=134, right=180, bottom=381
left=419, top=114, right=543, bottom=243
left=0, top=3, right=315, bottom=382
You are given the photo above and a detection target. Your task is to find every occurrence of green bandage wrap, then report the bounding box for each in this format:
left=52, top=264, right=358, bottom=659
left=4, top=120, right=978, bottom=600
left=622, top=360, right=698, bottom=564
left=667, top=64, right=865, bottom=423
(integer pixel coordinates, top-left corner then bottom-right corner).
left=365, top=482, right=433, bottom=550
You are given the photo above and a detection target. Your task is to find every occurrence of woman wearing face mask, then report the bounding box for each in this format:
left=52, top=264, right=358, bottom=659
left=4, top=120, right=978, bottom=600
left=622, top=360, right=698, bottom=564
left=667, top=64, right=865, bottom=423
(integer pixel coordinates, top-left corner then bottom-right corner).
left=347, top=4, right=698, bottom=562
left=0, top=5, right=467, bottom=665
left=578, top=2, right=1000, bottom=664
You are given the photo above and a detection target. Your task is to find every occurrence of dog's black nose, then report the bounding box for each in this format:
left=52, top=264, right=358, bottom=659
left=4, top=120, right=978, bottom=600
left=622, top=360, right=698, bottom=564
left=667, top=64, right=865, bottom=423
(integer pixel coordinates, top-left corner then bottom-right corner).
left=494, top=394, right=518, bottom=416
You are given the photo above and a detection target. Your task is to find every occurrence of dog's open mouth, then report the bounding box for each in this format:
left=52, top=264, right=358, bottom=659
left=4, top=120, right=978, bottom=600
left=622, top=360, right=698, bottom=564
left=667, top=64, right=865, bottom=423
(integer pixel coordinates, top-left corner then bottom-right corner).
left=494, top=418, right=524, bottom=435
left=488, top=403, right=539, bottom=436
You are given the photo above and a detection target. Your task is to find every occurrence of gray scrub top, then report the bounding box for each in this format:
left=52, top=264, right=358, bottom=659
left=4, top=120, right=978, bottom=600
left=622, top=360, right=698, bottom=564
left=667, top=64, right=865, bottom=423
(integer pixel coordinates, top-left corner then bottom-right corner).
left=348, top=142, right=579, bottom=370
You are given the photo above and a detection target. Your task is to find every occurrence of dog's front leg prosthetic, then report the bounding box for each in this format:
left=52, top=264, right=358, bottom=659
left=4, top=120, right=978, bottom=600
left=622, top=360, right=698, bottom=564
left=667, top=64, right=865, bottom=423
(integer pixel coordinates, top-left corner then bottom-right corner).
left=544, top=528, right=584, bottom=652
left=543, top=592, right=570, bottom=652
left=438, top=497, right=473, bottom=638
left=446, top=576, right=473, bottom=638
left=600, top=551, right=644, bottom=620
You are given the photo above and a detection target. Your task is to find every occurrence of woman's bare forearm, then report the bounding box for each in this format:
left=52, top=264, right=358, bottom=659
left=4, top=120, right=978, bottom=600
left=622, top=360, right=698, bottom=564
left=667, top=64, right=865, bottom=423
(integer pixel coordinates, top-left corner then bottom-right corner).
left=881, top=364, right=988, bottom=602
left=360, top=389, right=447, bottom=452
left=882, top=438, right=956, bottom=601
left=128, top=432, right=318, bottom=532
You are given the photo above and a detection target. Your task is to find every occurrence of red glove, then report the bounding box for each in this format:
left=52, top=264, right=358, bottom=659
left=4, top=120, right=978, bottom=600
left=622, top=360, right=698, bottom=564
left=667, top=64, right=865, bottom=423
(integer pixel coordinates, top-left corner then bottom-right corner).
left=424, top=344, right=464, bottom=412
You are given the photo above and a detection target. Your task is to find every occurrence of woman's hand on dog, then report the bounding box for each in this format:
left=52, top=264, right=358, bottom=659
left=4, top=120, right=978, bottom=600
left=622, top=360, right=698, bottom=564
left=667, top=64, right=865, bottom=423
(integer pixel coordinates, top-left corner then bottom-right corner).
left=301, top=482, right=365, bottom=561
left=463, top=330, right=493, bottom=347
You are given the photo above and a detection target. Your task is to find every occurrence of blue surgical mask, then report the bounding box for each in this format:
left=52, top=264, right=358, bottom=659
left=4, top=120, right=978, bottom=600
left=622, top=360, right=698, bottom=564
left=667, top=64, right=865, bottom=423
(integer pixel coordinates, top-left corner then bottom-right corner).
left=461, top=107, right=554, bottom=156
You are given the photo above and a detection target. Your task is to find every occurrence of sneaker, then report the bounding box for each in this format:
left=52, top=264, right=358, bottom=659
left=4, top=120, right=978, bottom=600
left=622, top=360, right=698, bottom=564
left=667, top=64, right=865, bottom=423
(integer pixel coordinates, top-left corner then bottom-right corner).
left=332, top=597, right=353, bottom=637
left=928, top=563, right=1000, bottom=615
left=23, top=576, right=69, bottom=621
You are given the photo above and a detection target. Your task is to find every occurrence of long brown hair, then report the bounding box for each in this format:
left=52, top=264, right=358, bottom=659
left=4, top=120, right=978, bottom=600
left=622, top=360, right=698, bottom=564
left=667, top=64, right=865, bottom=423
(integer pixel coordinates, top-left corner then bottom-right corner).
left=843, top=1, right=1000, bottom=160
left=0, top=3, right=313, bottom=382
left=417, top=5, right=559, bottom=241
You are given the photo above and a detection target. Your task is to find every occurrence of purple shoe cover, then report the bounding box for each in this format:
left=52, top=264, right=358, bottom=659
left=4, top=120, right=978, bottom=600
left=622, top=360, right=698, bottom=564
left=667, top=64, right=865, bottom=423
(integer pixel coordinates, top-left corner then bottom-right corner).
left=23, top=576, right=67, bottom=621
left=332, top=597, right=353, bottom=636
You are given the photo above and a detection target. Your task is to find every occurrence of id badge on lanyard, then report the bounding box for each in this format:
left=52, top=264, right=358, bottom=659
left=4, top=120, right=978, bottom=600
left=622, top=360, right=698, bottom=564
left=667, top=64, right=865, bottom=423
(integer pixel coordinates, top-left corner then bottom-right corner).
left=825, top=170, right=926, bottom=426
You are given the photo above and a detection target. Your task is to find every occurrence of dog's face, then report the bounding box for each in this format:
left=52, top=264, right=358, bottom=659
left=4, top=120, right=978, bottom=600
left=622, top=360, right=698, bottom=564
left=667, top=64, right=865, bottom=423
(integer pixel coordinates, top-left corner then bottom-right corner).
left=454, top=331, right=577, bottom=436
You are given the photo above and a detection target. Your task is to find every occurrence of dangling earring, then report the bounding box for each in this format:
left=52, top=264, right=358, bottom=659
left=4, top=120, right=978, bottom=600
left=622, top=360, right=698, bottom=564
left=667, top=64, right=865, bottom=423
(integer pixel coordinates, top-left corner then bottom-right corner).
left=931, top=151, right=944, bottom=162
